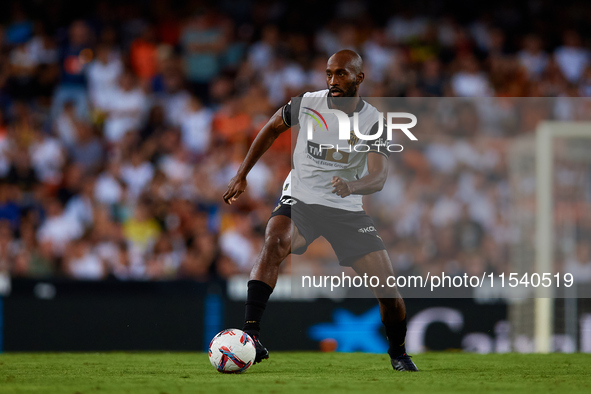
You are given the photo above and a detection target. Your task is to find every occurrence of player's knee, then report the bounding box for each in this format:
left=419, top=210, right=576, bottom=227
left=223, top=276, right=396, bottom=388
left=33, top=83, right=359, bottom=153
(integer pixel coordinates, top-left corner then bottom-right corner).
left=263, top=232, right=291, bottom=259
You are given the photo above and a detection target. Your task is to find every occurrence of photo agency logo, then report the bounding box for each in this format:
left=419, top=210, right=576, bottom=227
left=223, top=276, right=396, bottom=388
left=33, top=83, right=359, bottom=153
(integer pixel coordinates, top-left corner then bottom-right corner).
left=304, top=108, right=418, bottom=155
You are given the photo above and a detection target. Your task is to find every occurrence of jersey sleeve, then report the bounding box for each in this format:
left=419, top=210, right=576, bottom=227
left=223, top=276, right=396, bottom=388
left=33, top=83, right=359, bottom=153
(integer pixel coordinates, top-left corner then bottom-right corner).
left=368, top=118, right=390, bottom=158
left=281, top=93, right=306, bottom=127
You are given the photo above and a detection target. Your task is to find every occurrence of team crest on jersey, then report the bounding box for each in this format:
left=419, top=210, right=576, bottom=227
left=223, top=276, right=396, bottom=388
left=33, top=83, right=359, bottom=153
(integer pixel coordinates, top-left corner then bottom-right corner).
left=284, top=183, right=289, bottom=191
left=347, top=130, right=359, bottom=146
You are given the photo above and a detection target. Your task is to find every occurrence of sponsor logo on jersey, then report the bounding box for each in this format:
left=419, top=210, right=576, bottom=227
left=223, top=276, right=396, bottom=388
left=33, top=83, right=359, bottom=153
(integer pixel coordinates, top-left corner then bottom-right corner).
left=358, top=226, right=377, bottom=233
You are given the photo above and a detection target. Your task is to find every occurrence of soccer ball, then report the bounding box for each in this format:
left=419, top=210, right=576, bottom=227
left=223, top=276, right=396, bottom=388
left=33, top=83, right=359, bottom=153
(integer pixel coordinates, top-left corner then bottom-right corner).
left=208, top=329, right=256, bottom=373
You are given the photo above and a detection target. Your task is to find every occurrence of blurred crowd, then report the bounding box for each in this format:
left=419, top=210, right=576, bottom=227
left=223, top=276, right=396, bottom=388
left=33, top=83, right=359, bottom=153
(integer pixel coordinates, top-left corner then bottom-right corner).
left=0, top=0, right=590, bottom=281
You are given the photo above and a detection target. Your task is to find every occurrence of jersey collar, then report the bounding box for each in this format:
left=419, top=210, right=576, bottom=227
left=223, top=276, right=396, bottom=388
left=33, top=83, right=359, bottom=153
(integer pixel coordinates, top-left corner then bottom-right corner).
left=327, top=95, right=366, bottom=117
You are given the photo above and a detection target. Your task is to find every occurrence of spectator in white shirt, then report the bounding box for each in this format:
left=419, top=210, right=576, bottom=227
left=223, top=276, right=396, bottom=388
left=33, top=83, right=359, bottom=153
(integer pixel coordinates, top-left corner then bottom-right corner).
left=431, top=184, right=462, bottom=227
left=9, top=43, right=37, bottom=79
left=107, top=241, right=145, bottom=280
left=247, top=25, right=280, bottom=72
left=26, top=22, right=58, bottom=65
left=180, top=95, right=213, bottom=156
left=158, top=72, right=191, bottom=127
left=220, top=215, right=259, bottom=272
left=425, top=136, right=457, bottom=173
left=159, top=147, right=193, bottom=184
left=263, top=53, right=306, bottom=106
left=86, top=43, right=123, bottom=111
left=29, top=129, right=65, bottom=185
left=65, top=177, right=96, bottom=230
left=54, top=100, right=81, bottom=147
left=362, top=29, right=398, bottom=84
left=451, top=55, right=493, bottom=97
left=94, top=161, right=124, bottom=206
left=554, top=30, right=590, bottom=83
left=120, top=149, right=154, bottom=201
left=518, top=34, right=548, bottom=80
left=103, top=71, right=148, bottom=143
left=65, top=237, right=106, bottom=280
left=37, top=198, right=83, bottom=258
left=386, top=11, right=428, bottom=43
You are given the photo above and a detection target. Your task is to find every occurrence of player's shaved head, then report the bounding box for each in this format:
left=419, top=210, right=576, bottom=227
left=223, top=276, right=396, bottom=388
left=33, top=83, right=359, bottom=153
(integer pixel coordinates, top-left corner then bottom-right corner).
left=328, top=50, right=363, bottom=74
left=326, top=50, right=364, bottom=98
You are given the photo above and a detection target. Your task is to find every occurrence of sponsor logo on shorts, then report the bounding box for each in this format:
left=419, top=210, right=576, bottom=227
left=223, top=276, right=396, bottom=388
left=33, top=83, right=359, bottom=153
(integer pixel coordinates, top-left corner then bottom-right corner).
left=358, top=226, right=377, bottom=233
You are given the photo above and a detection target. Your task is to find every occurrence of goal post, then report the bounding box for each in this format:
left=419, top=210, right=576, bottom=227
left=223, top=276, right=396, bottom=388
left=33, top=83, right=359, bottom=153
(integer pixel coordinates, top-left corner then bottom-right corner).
left=535, top=122, right=591, bottom=353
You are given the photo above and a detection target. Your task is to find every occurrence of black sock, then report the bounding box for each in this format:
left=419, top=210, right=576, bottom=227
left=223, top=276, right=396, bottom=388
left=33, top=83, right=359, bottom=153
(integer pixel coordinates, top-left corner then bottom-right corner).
left=243, top=280, right=273, bottom=339
left=385, top=317, right=407, bottom=358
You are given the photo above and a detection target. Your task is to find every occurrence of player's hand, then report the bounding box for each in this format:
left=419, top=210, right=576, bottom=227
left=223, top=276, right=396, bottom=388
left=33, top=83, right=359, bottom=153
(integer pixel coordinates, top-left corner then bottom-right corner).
left=331, top=176, right=354, bottom=198
left=223, top=176, right=247, bottom=205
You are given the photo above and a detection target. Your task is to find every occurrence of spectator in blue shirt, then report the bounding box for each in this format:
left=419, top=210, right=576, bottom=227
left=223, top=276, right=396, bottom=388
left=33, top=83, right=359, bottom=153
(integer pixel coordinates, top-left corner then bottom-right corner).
left=50, top=21, right=93, bottom=121
left=0, top=181, right=20, bottom=231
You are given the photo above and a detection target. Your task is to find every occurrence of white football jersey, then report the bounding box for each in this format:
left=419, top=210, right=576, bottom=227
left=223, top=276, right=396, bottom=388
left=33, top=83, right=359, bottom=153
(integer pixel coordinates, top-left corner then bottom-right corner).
left=282, top=89, right=387, bottom=211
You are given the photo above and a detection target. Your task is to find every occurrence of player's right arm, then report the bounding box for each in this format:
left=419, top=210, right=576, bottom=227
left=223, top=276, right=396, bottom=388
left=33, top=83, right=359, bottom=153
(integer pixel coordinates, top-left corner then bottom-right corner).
left=223, top=107, right=290, bottom=205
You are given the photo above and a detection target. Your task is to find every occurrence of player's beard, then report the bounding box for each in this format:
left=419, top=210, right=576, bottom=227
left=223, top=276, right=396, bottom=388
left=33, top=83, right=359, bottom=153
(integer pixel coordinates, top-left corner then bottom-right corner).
left=329, top=83, right=357, bottom=98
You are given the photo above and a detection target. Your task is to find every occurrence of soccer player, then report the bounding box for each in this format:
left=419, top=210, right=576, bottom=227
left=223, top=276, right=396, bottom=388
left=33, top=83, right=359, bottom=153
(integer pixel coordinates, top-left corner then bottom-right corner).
left=223, top=50, right=418, bottom=372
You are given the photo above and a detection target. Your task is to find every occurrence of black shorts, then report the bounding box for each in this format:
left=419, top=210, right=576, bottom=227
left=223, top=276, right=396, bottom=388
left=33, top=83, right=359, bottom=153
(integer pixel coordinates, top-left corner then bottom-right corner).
left=270, top=196, right=386, bottom=267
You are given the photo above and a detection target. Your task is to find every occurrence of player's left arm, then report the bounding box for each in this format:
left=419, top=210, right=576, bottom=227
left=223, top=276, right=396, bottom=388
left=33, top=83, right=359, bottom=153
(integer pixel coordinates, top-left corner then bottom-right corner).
left=331, top=152, right=388, bottom=198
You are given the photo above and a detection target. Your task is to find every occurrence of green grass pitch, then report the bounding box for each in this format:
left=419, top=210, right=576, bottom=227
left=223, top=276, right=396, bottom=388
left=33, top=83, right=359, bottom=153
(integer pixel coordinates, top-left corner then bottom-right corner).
left=1, top=352, right=590, bottom=393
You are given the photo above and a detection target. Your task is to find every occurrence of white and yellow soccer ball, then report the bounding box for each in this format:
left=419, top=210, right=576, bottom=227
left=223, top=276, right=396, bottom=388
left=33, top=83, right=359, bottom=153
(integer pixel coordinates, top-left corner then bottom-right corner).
left=208, top=329, right=256, bottom=373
